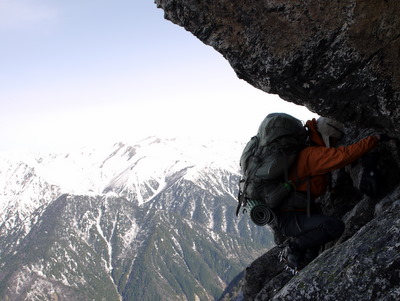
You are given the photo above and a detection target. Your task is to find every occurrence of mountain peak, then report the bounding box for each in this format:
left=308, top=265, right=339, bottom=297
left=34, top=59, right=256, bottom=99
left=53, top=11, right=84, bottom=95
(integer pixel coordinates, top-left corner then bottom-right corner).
left=0, top=137, right=272, bottom=300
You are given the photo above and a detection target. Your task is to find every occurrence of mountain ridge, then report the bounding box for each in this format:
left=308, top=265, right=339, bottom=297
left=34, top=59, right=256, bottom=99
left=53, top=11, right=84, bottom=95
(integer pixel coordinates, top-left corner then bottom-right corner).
left=0, top=136, right=273, bottom=300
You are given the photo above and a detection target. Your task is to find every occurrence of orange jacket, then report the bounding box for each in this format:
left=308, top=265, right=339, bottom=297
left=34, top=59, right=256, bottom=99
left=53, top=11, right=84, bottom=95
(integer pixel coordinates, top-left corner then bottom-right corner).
left=289, top=119, right=379, bottom=199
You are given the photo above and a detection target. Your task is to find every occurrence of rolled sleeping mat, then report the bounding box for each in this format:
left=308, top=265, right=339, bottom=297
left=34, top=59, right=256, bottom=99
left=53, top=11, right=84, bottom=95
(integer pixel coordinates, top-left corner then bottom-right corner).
left=246, top=199, right=275, bottom=226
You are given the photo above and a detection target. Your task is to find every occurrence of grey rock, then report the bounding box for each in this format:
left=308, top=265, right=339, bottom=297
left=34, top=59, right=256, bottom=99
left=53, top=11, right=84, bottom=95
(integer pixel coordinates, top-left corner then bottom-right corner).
left=155, top=1, right=400, bottom=300
left=155, top=0, right=400, bottom=132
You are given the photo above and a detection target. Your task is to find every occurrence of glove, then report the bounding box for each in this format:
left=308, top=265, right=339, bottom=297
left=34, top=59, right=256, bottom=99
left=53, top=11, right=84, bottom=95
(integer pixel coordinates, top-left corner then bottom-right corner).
left=360, top=152, right=379, bottom=197
left=379, top=134, right=392, bottom=142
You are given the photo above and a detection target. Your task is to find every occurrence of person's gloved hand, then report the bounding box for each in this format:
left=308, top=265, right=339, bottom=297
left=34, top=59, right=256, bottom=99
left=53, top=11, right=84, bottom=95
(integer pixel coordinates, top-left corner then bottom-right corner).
left=360, top=152, right=380, bottom=197
left=378, top=134, right=392, bottom=142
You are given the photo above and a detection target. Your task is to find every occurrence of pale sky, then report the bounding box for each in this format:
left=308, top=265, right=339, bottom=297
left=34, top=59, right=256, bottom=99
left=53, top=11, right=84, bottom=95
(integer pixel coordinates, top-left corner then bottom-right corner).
left=0, top=0, right=318, bottom=152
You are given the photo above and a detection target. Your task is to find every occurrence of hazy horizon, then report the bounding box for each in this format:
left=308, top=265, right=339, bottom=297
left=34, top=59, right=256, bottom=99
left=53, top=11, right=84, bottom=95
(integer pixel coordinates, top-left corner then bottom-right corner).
left=0, top=0, right=318, bottom=152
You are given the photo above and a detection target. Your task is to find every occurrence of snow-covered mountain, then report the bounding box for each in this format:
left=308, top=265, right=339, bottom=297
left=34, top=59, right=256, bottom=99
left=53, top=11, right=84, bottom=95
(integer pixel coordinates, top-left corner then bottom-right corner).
left=0, top=137, right=273, bottom=300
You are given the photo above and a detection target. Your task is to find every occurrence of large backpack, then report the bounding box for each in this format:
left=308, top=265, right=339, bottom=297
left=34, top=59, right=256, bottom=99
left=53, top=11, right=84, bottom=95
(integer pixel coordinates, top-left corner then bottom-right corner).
left=237, top=113, right=308, bottom=225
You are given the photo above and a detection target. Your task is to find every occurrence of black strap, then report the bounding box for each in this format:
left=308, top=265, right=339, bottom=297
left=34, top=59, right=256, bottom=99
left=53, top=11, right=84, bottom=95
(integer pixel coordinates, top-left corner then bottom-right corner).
left=236, top=193, right=243, bottom=216
left=294, top=167, right=312, bottom=218
left=306, top=176, right=311, bottom=217
left=282, top=150, right=289, bottom=182
left=236, top=138, right=262, bottom=216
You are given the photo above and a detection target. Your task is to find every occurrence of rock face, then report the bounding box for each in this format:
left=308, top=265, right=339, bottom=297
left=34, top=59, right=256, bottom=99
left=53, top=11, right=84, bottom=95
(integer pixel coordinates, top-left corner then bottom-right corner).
left=155, top=1, right=400, bottom=300
left=156, top=0, right=400, bottom=132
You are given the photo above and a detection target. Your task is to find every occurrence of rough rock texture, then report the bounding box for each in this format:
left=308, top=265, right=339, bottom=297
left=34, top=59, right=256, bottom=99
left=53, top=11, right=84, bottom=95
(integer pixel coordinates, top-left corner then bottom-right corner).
left=155, top=1, right=400, bottom=300
left=271, top=191, right=400, bottom=301
left=156, top=0, right=400, bottom=132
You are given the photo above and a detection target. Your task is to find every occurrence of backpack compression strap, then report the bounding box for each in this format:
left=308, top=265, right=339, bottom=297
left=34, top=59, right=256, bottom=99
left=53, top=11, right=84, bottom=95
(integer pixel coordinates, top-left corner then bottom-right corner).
left=236, top=182, right=245, bottom=216
left=236, top=136, right=262, bottom=216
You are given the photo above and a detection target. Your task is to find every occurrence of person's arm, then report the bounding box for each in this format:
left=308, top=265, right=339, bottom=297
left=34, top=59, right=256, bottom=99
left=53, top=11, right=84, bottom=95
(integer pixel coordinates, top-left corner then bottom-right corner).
left=301, top=135, right=379, bottom=176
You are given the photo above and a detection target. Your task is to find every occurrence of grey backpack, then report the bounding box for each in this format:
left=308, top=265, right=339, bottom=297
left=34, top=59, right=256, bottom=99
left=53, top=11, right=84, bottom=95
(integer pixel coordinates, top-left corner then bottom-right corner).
left=236, top=113, right=308, bottom=224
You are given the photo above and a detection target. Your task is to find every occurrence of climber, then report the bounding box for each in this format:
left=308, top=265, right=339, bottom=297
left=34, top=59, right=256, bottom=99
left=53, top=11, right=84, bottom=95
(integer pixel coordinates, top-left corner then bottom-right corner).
left=277, top=116, right=386, bottom=272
